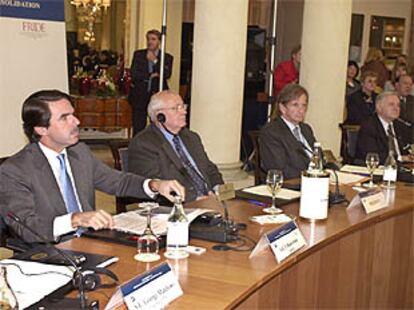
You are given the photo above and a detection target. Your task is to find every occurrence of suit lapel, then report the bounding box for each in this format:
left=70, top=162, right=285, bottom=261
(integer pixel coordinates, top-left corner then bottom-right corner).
left=278, top=118, right=309, bottom=161
left=31, top=144, right=68, bottom=215
left=151, top=125, right=185, bottom=173
left=374, top=115, right=389, bottom=150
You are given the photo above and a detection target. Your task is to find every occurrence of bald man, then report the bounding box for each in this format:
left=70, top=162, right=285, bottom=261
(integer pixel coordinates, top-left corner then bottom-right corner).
left=355, top=91, right=413, bottom=164
left=128, top=91, right=224, bottom=202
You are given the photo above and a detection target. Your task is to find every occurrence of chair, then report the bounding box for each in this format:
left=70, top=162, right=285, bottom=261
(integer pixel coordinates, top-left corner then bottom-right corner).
left=339, top=124, right=360, bottom=164
left=248, top=130, right=266, bottom=185
left=107, top=140, right=142, bottom=214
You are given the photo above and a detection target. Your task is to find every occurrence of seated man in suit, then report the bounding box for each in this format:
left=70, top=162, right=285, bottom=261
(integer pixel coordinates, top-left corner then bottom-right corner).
left=0, top=90, right=184, bottom=243
left=355, top=91, right=413, bottom=164
left=128, top=91, right=224, bottom=202
left=259, top=84, right=316, bottom=180
left=395, top=74, right=414, bottom=140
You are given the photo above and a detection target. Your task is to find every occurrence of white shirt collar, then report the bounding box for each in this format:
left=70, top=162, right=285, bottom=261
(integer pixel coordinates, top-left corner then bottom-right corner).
left=281, top=116, right=299, bottom=131
left=38, top=142, right=67, bottom=161
left=378, top=115, right=392, bottom=133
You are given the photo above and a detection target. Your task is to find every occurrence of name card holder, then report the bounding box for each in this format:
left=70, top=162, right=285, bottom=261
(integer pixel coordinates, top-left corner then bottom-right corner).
left=347, top=188, right=388, bottom=214
left=249, top=221, right=307, bottom=263
left=104, top=262, right=183, bottom=310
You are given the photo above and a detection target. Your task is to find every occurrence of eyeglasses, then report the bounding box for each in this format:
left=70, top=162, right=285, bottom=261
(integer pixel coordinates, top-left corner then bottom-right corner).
left=161, top=104, right=188, bottom=112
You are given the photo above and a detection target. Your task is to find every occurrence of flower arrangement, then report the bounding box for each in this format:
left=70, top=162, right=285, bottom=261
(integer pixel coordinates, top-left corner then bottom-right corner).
left=96, top=69, right=116, bottom=97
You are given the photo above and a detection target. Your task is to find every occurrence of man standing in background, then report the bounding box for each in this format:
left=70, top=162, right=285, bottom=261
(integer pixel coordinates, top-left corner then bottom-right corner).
left=128, top=29, right=173, bottom=136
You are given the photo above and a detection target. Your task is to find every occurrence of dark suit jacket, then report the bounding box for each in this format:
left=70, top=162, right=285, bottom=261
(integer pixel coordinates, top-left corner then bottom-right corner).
left=128, top=124, right=224, bottom=202
left=0, top=142, right=149, bottom=242
left=128, top=49, right=173, bottom=107
left=345, top=89, right=377, bottom=125
left=259, top=117, right=316, bottom=180
left=355, top=114, right=411, bottom=164
left=400, top=95, right=414, bottom=128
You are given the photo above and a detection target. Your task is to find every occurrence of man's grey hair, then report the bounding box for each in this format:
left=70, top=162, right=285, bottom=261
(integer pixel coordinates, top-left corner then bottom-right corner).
left=376, top=91, right=399, bottom=106
left=147, top=92, right=166, bottom=122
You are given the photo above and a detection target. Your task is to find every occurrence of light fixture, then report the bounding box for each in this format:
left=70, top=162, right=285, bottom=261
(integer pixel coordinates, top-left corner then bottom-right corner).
left=70, top=0, right=111, bottom=43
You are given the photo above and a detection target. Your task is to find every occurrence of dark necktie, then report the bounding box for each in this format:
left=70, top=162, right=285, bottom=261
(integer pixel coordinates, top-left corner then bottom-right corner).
left=387, top=124, right=397, bottom=155
left=57, top=154, right=80, bottom=214
left=172, top=136, right=208, bottom=196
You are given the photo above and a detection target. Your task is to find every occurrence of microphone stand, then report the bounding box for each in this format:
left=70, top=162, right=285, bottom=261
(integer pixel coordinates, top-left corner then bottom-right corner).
left=324, top=163, right=347, bottom=205
left=7, top=212, right=91, bottom=310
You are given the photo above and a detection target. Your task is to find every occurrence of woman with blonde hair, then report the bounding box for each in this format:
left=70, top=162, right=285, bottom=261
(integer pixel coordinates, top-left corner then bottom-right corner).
left=361, top=47, right=389, bottom=90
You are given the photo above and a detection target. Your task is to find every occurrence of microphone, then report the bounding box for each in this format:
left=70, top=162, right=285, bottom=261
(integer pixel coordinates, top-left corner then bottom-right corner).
left=7, top=212, right=91, bottom=309
left=324, top=163, right=347, bottom=205
left=396, top=117, right=412, bottom=128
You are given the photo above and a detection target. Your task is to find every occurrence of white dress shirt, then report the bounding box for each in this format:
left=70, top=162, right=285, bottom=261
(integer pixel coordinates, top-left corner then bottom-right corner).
left=281, top=116, right=313, bottom=158
left=38, top=143, right=157, bottom=240
left=378, top=116, right=402, bottom=160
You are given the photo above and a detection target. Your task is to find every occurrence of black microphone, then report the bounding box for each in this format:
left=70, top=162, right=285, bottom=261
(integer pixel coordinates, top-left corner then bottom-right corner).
left=324, top=163, right=347, bottom=205
left=7, top=212, right=90, bottom=310
left=396, top=117, right=412, bottom=128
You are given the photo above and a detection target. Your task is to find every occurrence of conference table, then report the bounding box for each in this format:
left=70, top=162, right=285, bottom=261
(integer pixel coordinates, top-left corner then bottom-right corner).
left=59, top=181, right=414, bottom=309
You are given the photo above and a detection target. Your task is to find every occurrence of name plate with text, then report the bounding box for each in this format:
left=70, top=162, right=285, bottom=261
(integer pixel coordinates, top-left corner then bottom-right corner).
left=267, top=221, right=307, bottom=263
left=121, top=262, right=183, bottom=310
left=359, top=189, right=388, bottom=214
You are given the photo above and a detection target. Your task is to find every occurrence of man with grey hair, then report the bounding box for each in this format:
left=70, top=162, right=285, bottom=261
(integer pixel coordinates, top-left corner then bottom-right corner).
left=128, top=91, right=224, bottom=202
left=355, top=91, right=413, bottom=164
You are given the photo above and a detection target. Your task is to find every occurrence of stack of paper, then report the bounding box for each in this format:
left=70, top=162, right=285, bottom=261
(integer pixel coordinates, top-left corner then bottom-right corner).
left=0, top=259, right=73, bottom=309
left=340, top=164, right=384, bottom=176
left=242, top=185, right=301, bottom=199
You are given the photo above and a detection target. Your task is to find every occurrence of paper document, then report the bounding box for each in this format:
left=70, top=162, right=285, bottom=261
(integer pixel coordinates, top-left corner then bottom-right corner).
left=340, top=164, right=384, bottom=176
left=327, top=170, right=369, bottom=185
left=242, top=185, right=301, bottom=200
left=113, top=208, right=213, bottom=236
left=0, top=259, right=73, bottom=309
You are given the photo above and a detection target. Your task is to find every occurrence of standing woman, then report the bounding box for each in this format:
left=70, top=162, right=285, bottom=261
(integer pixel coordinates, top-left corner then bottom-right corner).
left=361, top=48, right=389, bottom=91
left=346, top=61, right=361, bottom=96
left=128, top=29, right=174, bottom=136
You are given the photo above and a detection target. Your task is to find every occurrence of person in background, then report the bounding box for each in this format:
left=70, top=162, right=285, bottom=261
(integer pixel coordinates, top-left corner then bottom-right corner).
left=128, top=91, right=224, bottom=202
left=273, top=45, right=301, bottom=96
left=394, top=74, right=414, bottom=139
left=128, top=29, right=173, bottom=136
left=346, top=60, right=361, bottom=96
left=0, top=90, right=184, bottom=243
left=384, top=63, right=408, bottom=91
left=345, top=71, right=378, bottom=125
left=260, top=84, right=316, bottom=180
left=355, top=91, right=413, bottom=164
left=361, top=48, right=389, bottom=90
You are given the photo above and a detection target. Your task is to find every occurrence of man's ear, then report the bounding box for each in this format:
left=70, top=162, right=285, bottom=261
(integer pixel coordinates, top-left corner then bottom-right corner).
left=34, top=126, right=47, bottom=137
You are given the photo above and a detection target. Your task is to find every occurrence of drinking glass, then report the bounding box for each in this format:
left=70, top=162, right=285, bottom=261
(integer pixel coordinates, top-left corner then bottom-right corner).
left=134, top=203, right=160, bottom=262
left=263, top=170, right=284, bottom=214
left=364, top=153, right=380, bottom=188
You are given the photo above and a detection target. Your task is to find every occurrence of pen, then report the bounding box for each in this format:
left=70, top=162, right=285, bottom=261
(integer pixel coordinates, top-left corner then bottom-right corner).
left=246, top=199, right=268, bottom=207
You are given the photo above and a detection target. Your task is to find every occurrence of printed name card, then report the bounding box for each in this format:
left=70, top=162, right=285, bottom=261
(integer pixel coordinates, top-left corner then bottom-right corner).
left=359, top=188, right=388, bottom=214
left=266, top=221, right=307, bottom=262
left=249, top=221, right=306, bottom=263
left=121, top=262, right=183, bottom=310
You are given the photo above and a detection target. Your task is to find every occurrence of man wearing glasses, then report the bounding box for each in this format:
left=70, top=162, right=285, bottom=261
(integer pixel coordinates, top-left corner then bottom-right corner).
left=128, top=91, right=224, bottom=202
left=259, top=84, right=317, bottom=180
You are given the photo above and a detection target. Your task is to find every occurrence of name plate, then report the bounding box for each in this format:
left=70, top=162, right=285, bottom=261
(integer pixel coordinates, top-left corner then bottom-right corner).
left=217, top=183, right=235, bottom=201
left=266, top=221, right=306, bottom=263
left=121, top=262, right=183, bottom=310
left=359, top=189, right=388, bottom=214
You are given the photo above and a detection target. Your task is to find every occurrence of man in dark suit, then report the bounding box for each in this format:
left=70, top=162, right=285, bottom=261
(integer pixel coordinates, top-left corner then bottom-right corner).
left=355, top=91, right=413, bottom=165
left=128, top=91, right=224, bottom=202
left=0, top=90, right=184, bottom=243
left=128, top=29, right=173, bottom=135
left=259, top=84, right=316, bottom=180
left=395, top=74, right=414, bottom=142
